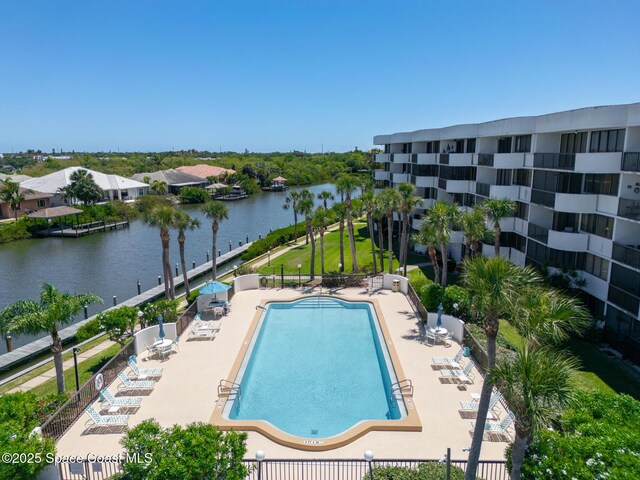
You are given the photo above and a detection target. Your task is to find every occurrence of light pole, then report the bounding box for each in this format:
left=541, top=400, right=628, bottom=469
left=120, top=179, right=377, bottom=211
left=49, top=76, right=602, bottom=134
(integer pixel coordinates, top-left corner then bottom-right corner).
left=255, top=450, right=265, bottom=480
left=298, top=263, right=302, bottom=287
left=338, top=262, right=342, bottom=273
left=364, top=450, right=374, bottom=480
left=267, top=248, right=271, bottom=266
left=233, top=264, right=238, bottom=277
left=137, top=309, right=144, bottom=329
left=72, top=347, right=80, bottom=392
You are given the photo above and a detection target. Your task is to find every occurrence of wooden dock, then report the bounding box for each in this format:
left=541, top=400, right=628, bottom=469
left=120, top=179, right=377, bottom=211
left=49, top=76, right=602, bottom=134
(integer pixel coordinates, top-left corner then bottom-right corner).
left=36, top=219, right=130, bottom=237
left=0, top=243, right=251, bottom=373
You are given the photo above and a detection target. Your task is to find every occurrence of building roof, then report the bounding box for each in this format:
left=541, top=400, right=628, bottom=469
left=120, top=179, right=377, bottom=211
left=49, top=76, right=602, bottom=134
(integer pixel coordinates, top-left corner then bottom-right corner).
left=131, top=169, right=207, bottom=187
left=272, top=176, right=287, bottom=181
left=175, top=164, right=235, bottom=179
left=0, top=181, right=53, bottom=202
left=20, top=167, right=148, bottom=194
left=27, top=206, right=83, bottom=219
left=0, top=173, right=34, bottom=183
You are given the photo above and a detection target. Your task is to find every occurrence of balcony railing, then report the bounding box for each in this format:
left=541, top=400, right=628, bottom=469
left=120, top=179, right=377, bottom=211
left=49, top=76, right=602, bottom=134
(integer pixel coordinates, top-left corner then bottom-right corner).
left=528, top=223, right=549, bottom=243
left=438, top=178, right=447, bottom=189
left=533, top=153, right=576, bottom=170
left=476, top=182, right=490, bottom=197
left=617, top=198, right=640, bottom=221
left=530, top=189, right=555, bottom=207
left=608, top=285, right=640, bottom=315
left=477, top=154, right=494, bottom=166
left=613, top=242, right=640, bottom=270
left=440, top=154, right=450, bottom=165
left=411, top=153, right=418, bottom=163
left=622, top=152, right=640, bottom=172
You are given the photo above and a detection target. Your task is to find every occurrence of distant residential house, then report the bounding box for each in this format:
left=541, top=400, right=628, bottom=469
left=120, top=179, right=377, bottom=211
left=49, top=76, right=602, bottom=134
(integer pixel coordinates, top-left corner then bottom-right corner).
left=20, top=167, right=149, bottom=206
left=0, top=173, right=34, bottom=183
left=131, top=169, right=208, bottom=194
left=175, top=164, right=235, bottom=181
left=0, top=181, right=53, bottom=219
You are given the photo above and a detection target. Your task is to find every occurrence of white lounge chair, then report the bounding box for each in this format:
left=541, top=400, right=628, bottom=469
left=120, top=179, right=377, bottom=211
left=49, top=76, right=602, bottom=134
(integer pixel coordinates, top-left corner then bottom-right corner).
left=99, top=388, right=142, bottom=410
left=128, top=359, right=163, bottom=380
left=425, top=330, right=438, bottom=346
left=432, top=348, right=464, bottom=368
left=195, top=318, right=222, bottom=331
left=84, top=406, right=129, bottom=430
left=189, top=323, right=217, bottom=340
left=117, top=371, right=155, bottom=392
left=460, top=392, right=501, bottom=415
left=471, top=411, right=515, bottom=440
left=440, top=362, right=475, bottom=384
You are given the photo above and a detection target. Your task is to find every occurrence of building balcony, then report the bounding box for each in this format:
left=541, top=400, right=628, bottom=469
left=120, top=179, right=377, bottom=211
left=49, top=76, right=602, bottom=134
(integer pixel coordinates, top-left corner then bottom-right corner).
left=416, top=153, right=438, bottom=165
left=612, top=242, right=640, bottom=270
left=617, top=198, right=640, bottom=221
left=445, top=180, right=472, bottom=194
left=608, top=285, right=640, bottom=316
left=373, top=170, right=391, bottom=181
left=554, top=193, right=598, bottom=213
left=392, top=173, right=411, bottom=184
left=412, top=217, right=424, bottom=230
left=574, top=152, right=622, bottom=173
left=622, top=152, right=640, bottom=172
left=547, top=229, right=589, bottom=252
left=528, top=223, right=549, bottom=243
left=414, top=175, right=438, bottom=188
left=533, top=153, right=576, bottom=170
left=392, top=153, right=411, bottom=164
left=448, top=153, right=474, bottom=166
left=375, top=153, right=391, bottom=163
left=587, top=234, right=613, bottom=258
left=489, top=185, right=520, bottom=200
left=476, top=154, right=494, bottom=167
left=530, top=189, right=555, bottom=208
left=476, top=182, right=490, bottom=197
left=493, top=152, right=526, bottom=168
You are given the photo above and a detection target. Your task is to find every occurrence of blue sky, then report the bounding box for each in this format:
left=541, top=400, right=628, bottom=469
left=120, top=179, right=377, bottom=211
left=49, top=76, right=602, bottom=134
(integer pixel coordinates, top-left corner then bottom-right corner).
left=1, top=0, right=638, bottom=153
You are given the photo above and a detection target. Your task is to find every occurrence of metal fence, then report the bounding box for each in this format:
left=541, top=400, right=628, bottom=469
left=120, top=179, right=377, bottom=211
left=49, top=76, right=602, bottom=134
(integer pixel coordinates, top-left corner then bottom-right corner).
left=258, top=274, right=369, bottom=290
left=41, top=341, right=136, bottom=440
left=406, top=283, right=428, bottom=323
left=176, top=300, right=198, bottom=336
left=56, top=458, right=509, bottom=480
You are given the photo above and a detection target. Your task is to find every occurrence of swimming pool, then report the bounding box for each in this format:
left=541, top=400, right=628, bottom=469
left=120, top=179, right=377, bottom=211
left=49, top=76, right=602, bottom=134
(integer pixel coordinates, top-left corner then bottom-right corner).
left=218, top=296, right=416, bottom=446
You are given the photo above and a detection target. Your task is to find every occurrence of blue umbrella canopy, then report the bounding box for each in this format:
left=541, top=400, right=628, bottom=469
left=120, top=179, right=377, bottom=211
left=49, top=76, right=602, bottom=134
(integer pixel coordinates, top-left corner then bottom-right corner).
left=158, top=314, right=165, bottom=339
left=436, top=303, right=443, bottom=328
left=199, top=281, right=232, bottom=295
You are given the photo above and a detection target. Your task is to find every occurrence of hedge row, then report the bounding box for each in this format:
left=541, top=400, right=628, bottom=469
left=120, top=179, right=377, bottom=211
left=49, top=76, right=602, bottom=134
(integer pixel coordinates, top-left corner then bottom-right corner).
left=240, top=221, right=306, bottom=261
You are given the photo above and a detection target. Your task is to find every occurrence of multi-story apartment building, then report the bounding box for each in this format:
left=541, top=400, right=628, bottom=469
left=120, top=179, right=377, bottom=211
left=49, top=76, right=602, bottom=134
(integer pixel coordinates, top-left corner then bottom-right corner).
left=373, top=103, right=640, bottom=360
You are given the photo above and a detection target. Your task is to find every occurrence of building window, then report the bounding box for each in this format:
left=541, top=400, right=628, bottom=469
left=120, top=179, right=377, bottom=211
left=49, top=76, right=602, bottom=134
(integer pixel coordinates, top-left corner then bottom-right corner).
left=515, top=201, right=529, bottom=220
left=583, top=174, right=620, bottom=196
left=411, top=164, right=439, bottom=177
left=426, top=141, right=440, bottom=154
left=560, top=132, right=587, bottom=153
left=580, top=213, right=613, bottom=239
left=497, top=137, right=512, bottom=154
left=579, top=253, right=609, bottom=280
left=513, top=169, right=531, bottom=187
left=466, top=138, right=476, bottom=153
left=455, top=139, right=464, bottom=153
left=496, top=169, right=512, bottom=186
left=532, top=170, right=582, bottom=193
left=37, top=199, right=46, bottom=208
left=514, top=135, right=532, bottom=153
left=610, top=263, right=640, bottom=297
left=589, top=129, right=625, bottom=153
left=138, top=188, right=145, bottom=196
left=439, top=166, right=476, bottom=181
left=384, top=144, right=390, bottom=154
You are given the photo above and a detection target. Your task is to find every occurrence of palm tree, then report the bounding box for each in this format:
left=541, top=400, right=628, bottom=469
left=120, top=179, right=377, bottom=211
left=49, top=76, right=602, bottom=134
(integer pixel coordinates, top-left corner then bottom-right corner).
left=462, top=256, right=541, bottom=480
left=481, top=198, right=516, bottom=257
left=332, top=203, right=347, bottom=272
left=298, top=196, right=316, bottom=280
left=317, top=190, right=334, bottom=211
left=0, top=179, right=26, bottom=220
left=283, top=190, right=302, bottom=243
left=415, top=222, right=441, bottom=285
left=144, top=205, right=177, bottom=299
left=201, top=201, right=230, bottom=281
left=490, top=346, right=578, bottom=480
left=373, top=195, right=386, bottom=273
left=361, top=190, right=378, bottom=274
left=378, top=188, right=401, bottom=274
left=314, top=206, right=334, bottom=274
left=173, top=211, right=201, bottom=299
left=151, top=180, right=168, bottom=195
left=397, top=183, right=423, bottom=276
left=1, top=283, right=102, bottom=393
left=425, top=200, right=459, bottom=287
left=336, top=175, right=361, bottom=272
left=460, top=205, right=489, bottom=259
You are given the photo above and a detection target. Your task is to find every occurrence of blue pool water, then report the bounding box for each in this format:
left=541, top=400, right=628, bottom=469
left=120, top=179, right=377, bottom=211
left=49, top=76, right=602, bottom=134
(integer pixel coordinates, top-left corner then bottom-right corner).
left=225, top=297, right=404, bottom=438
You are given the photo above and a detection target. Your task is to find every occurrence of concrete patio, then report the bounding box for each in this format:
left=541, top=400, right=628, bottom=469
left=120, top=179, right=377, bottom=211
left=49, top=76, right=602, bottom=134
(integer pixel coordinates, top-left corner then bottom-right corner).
left=56, top=287, right=510, bottom=461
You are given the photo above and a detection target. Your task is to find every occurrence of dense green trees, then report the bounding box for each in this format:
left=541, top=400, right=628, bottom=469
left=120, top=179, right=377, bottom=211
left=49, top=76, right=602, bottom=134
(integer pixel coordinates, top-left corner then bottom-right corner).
left=58, top=169, right=103, bottom=205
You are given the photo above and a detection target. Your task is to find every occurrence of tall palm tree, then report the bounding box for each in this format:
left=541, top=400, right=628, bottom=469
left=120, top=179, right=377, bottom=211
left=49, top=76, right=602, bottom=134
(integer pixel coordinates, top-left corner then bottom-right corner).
left=397, top=183, right=423, bottom=276
left=151, top=180, right=168, bottom=195
left=425, top=200, right=459, bottom=287
left=201, top=201, right=230, bottom=281
left=415, top=222, right=441, bottom=285
left=490, top=346, right=578, bottom=480
left=373, top=195, right=386, bottom=273
left=314, top=206, right=334, bottom=274
left=332, top=203, right=347, bottom=272
left=378, top=188, right=401, bottom=274
left=173, top=211, right=201, bottom=299
left=0, top=179, right=26, bottom=220
left=1, top=283, right=102, bottom=393
left=482, top=198, right=516, bottom=257
left=462, top=256, right=541, bottom=480
left=298, top=196, right=316, bottom=280
left=360, top=190, right=378, bottom=274
left=317, top=190, right=334, bottom=211
left=336, top=175, right=361, bottom=272
left=460, top=205, right=489, bottom=259
left=283, top=190, right=302, bottom=243
left=144, top=205, right=178, bottom=299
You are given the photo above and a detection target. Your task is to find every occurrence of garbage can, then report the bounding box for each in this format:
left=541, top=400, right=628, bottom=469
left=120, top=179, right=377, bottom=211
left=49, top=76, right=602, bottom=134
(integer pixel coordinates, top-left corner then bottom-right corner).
left=392, top=279, right=401, bottom=292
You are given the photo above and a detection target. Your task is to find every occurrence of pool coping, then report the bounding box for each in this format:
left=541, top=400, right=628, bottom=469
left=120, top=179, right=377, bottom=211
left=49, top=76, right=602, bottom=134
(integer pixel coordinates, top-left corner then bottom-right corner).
left=209, top=293, right=422, bottom=451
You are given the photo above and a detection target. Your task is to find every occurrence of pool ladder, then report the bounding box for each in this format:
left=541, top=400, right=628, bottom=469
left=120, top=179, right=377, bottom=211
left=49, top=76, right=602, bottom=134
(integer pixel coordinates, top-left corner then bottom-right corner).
left=218, top=379, right=242, bottom=405
left=390, top=379, right=413, bottom=401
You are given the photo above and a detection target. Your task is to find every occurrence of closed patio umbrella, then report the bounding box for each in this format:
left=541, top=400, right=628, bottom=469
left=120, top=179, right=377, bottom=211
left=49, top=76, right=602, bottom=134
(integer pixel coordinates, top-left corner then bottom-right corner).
left=436, top=303, right=443, bottom=328
left=158, top=314, right=165, bottom=338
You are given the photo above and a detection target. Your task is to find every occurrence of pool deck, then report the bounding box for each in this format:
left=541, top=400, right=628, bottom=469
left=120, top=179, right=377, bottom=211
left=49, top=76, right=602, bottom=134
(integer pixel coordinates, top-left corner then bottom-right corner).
left=56, top=287, right=510, bottom=461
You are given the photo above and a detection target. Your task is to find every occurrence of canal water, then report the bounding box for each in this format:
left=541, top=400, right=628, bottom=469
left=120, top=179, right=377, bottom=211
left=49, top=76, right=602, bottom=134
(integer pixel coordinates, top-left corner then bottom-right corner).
left=0, top=183, right=341, bottom=353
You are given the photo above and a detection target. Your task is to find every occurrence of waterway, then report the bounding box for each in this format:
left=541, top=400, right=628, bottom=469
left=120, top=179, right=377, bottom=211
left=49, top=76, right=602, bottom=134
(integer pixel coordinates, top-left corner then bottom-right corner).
left=0, top=183, right=341, bottom=353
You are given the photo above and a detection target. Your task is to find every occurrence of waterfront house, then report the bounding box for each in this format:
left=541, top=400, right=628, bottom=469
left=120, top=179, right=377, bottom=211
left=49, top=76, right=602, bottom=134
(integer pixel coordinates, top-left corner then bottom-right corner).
left=20, top=167, right=149, bottom=206
left=131, top=169, right=208, bottom=194
left=175, top=164, right=235, bottom=182
left=0, top=181, right=53, bottom=219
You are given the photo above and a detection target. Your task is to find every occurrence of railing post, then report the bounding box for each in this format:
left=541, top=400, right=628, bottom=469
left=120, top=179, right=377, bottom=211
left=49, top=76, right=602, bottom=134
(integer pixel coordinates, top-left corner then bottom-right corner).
left=5, top=335, right=12, bottom=352
left=137, top=279, right=141, bottom=295
left=83, top=305, right=88, bottom=319
left=73, top=347, right=80, bottom=392
left=446, top=447, right=451, bottom=480
left=280, top=264, right=284, bottom=288
left=158, top=276, right=162, bottom=286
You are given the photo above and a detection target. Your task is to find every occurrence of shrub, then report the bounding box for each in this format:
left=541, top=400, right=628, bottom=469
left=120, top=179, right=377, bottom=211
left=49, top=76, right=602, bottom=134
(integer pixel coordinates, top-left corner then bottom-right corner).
left=178, top=187, right=209, bottom=204
left=419, top=282, right=444, bottom=311
left=240, top=221, right=306, bottom=261
left=187, top=288, right=201, bottom=304
left=120, top=419, right=248, bottom=480
left=141, top=299, right=180, bottom=327
left=368, top=462, right=464, bottom=480
left=75, top=318, right=103, bottom=342
left=98, top=306, right=139, bottom=346
left=409, top=274, right=430, bottom=292
left=0, top=218, right=33, bottom=243
left=442, top=285, right=470, bottom=318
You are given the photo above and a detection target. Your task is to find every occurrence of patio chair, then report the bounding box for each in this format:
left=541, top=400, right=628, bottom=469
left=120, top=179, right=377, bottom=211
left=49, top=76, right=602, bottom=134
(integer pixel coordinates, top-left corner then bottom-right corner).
left=460, top=391, right=501, bottom=415
left=188, top=323, right=217, bottom=340
left=441, top=331, right=453, bottom=347
left=145, top=342, right=158, bottom=358
left=432, top=348, right=464, bottom=368
left=171, top=335, right=180, bottom=353
left=117, top=371, right=155, bottom=392
left=425, top=330, right=438, bottom=346
left=99, top=388, right=142, bottom=410
left=195, top=318, right=222, bottom=331
left=128, top=358, right=163, bottom=380
left=470, top=411, right=515, bottom=440
left=439, top=362, right=475, bottom=384
left=84, top=406, right=129, bottom=430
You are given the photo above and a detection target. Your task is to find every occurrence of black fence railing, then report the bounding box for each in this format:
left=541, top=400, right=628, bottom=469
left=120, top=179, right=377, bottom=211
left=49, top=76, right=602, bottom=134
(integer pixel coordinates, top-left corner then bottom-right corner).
left=612, top=242, right=640, bottom=270
left=476, top=182, right=491, bottom=197
left=57, top=458, right=509, bottom=480
left=440, top=154, right=450, bottom=165
left=622, top=152, right=640, bottom=172
left=438, top=177, right=447, bottom=190
left=608, top=285, right=640, bottom=316
left=464, top=327, right=489, bottom=371
left=527, top=223, right=549, bottom=244
left=533, top=153, right=576, bottom=170
left=407, top=283, right=428, bottom=323
left=617, top=197, right=640, bottom=221
left=176, top=300, right=198, bottom=336
left=477, top=153, right=494, bottom=166
left=530, top=189, right=555, bottom=208
left=41, top=341, right=136, bottom=441
left=258, top=274, right=369, bottom=290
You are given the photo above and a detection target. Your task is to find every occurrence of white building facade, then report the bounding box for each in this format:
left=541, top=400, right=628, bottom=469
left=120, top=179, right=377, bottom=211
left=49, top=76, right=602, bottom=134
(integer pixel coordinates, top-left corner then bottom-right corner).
left=373, top=103, right=640, bottom=359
